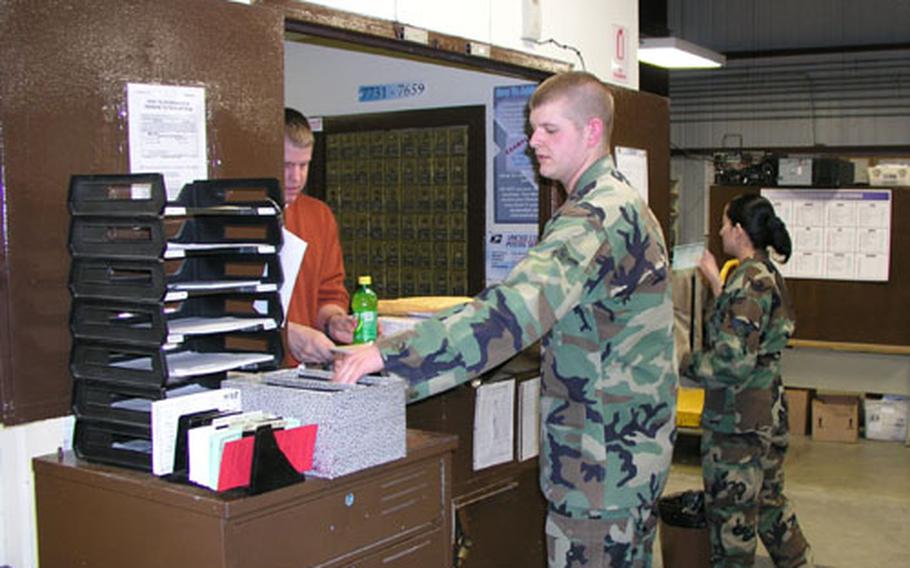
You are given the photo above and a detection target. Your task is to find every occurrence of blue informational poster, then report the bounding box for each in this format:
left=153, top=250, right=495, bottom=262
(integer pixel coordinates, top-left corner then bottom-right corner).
left=493, top=85, right=538, bottom=224
left=487, top=231, right=539, bottom=284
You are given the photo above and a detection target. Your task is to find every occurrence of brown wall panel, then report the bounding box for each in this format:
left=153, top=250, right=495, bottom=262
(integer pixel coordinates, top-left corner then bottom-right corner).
left=611, top=86, right=672, bottom=243
left=0, top=0, right=285, bottom=424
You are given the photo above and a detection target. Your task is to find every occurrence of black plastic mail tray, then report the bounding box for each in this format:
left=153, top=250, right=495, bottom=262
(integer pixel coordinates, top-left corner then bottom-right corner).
left=73, top=416, right=153, bottom=471
left=69, top=254, right=283, bottom=302
left=72, top=377, right=221, bottom=427
left=165, top=215, right=282, bottom=247
left=69, top=174, right=282, bottom=218
left=68, top=173, right=167, bottom=217
left=172, top=178, right=283, bottom=215
left=70, top=292, right=282, bottom=346
left=69, top=216, right=282, bottom=260
left=70, top=331, right=282, bottom=388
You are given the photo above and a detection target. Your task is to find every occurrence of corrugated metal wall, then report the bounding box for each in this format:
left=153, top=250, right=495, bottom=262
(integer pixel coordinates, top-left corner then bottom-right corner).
left=669, top=50, right=910, bottom=149
left=666, top=0, right=910, bottom=149
left=668, top=0, right=910, bottom=53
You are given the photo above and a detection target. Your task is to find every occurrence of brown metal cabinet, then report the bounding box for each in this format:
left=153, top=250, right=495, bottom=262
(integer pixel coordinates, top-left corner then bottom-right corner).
left=34, top=430, right=457, bottom=568
left=407, top=350, right=548, bottom=567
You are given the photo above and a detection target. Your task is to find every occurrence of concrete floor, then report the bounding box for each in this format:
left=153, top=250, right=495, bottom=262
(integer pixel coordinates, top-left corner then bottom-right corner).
left=653, top=433, right=910, bottom=567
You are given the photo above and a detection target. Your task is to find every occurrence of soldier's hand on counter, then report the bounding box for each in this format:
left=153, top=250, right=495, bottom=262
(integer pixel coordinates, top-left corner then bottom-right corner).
left=287, top=321, right=335, bottom=364
left=331, top=345, right=384, bottom=384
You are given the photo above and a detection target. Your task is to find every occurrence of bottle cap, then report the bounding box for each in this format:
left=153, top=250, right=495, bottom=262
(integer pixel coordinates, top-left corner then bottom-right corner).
left=358, top=275, right=372, bottom=285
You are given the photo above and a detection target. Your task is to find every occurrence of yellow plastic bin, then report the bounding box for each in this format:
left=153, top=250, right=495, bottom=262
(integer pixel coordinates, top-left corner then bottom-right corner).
left=676, top=386, right=704, bottom=429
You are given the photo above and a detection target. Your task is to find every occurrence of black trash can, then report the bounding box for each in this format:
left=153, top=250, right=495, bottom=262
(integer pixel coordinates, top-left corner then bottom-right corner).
left=658, top=490, right=711, bottom=568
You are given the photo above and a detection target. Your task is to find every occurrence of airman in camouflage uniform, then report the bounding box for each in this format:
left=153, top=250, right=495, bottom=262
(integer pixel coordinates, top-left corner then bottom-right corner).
left=682, top=194, right=813, bottom=568
left=334, top=71, right=678, bottom=567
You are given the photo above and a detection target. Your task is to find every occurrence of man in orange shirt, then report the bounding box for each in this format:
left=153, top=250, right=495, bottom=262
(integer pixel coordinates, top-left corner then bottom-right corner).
left=283, top=108, right=355, bottom=364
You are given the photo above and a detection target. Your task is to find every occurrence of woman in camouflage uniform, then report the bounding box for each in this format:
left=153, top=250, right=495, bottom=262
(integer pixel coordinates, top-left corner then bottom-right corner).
left=682, top=194, right=813, bottom=567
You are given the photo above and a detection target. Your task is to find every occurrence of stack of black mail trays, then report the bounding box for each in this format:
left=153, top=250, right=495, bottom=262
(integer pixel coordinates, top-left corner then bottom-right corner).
left=67, top=174, right=284, bottom=472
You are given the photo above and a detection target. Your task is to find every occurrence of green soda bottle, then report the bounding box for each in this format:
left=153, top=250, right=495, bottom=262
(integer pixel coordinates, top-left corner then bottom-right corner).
left=351, top=275, right=378, bottom=344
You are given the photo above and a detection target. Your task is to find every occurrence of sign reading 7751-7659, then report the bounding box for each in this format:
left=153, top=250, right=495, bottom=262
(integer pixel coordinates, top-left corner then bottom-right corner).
left=358, top=81, right=426, bottom=103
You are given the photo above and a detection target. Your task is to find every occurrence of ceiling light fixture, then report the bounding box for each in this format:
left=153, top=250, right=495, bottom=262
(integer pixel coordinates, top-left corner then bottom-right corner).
left=638, top=37, right=726, bottom=69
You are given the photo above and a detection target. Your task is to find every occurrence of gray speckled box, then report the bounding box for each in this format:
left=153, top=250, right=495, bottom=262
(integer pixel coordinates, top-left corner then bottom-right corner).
left=223, top=368, right=406, bottom=478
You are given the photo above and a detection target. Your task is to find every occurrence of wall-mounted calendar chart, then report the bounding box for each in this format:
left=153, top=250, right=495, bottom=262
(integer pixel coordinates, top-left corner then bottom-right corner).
left=761, top=188, right=892, bottom=282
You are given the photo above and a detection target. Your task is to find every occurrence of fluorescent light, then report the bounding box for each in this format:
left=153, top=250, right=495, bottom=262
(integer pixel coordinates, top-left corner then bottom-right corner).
left=639, top=37, right=726, bottom=69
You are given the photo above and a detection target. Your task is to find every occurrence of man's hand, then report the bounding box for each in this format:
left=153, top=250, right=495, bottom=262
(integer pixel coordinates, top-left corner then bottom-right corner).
left=324, top=313, right=356, bottom=345
left=287, top=322, right=334, bottom=364
left=331, top=344, right=384, bottom=384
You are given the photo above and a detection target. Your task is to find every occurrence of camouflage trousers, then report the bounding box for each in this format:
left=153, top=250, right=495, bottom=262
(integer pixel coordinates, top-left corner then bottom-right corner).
left=545, top=504, right=658, bottom=568
left=701, top=429, right=813, bottom=568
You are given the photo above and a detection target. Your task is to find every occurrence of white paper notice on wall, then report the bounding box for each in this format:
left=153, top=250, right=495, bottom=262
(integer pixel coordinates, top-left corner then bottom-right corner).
left=127, top=83, right=208, bottom=200
left=473, top=379, right=515, bottom=471
left=615, top=146, right=649, bottom=203
left=762, top=188, right=892, bottom=282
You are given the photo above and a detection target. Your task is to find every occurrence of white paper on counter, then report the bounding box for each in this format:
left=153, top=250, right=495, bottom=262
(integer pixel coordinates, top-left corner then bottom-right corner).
left=151, top=388, right=242, bottom=476
left=518, top=377, right=541, bottom=462
left=112, top=351, right=274, bottom=380
left=165, top=316, right=277, bottom=343
left=111, top=382, right=211, bottom=413
left=473, top=379, right=515, bottom=471
left=171, top=280, right=271, bottom=292
left=188, top=422, right=242, bottom=489
left=165, top=242, right=276, bottom=258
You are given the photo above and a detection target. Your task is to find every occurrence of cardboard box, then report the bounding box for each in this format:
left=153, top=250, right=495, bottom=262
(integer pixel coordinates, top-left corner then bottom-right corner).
left=864, top=396, right=909, bottom=442
left=812, top=394, right=859, bottom=443
left=785, top=388, right=811, bottom=436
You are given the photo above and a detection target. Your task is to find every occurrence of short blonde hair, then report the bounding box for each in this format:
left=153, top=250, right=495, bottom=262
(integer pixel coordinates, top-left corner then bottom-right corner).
left=530, top=71, right=614, bottom=145
left=285, top=107, right=314, bottom=148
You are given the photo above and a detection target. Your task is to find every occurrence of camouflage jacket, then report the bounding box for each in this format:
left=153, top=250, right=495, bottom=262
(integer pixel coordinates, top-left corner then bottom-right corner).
left=685, top=255, right=795, bottom=434
left=377, top=156, right=678, bottom=515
